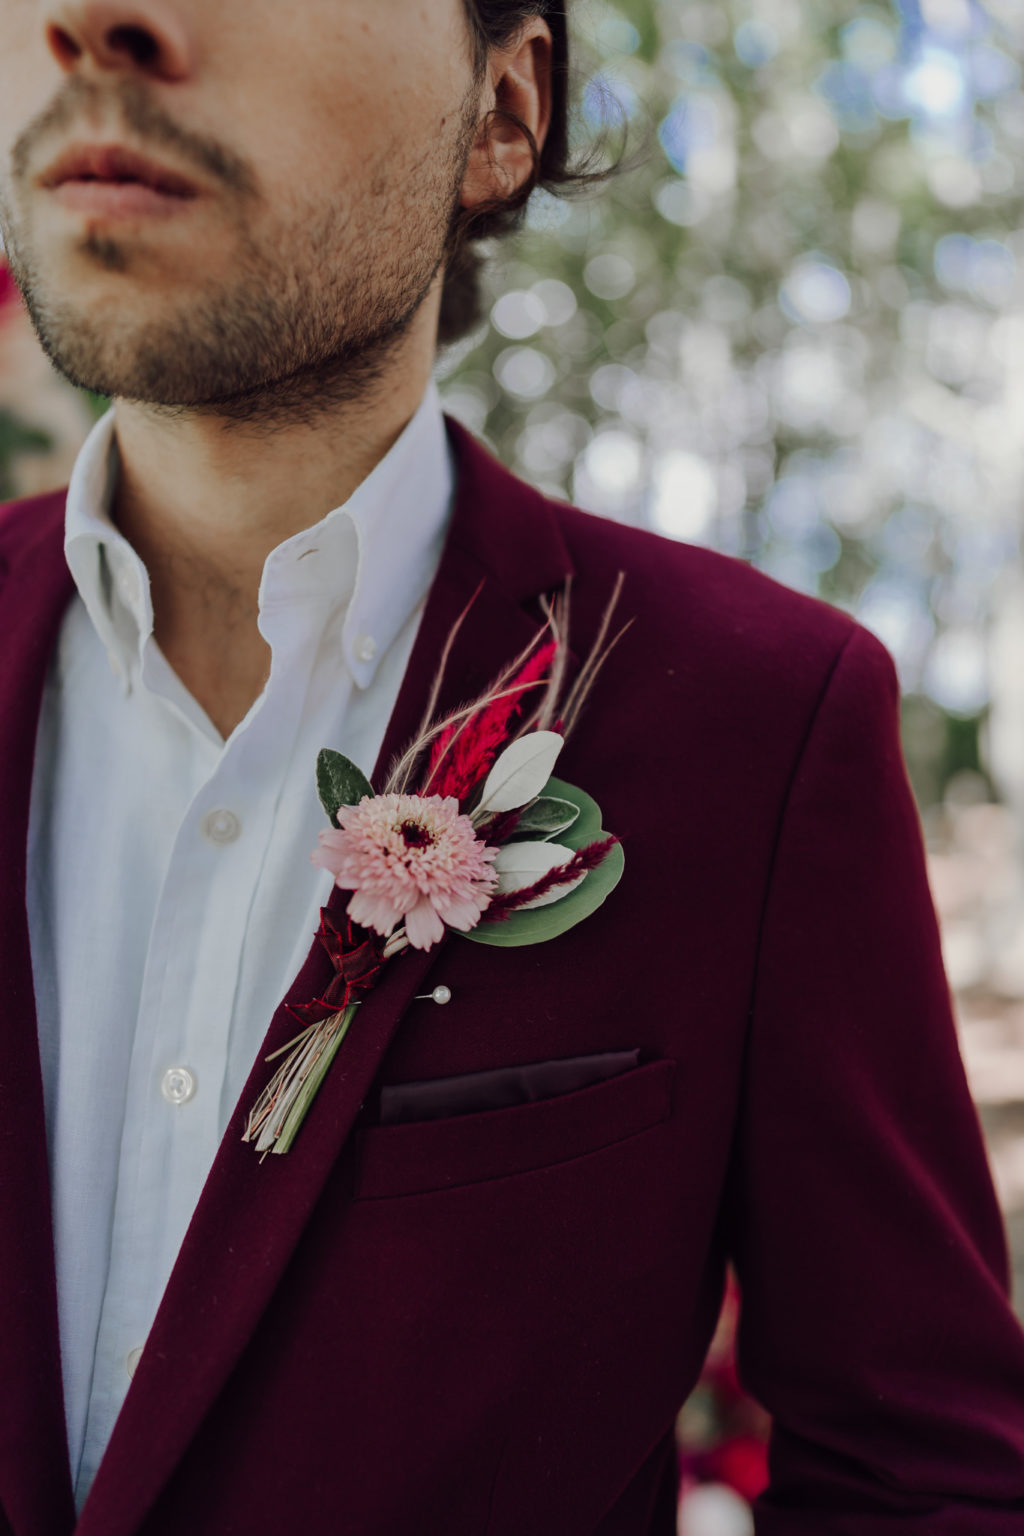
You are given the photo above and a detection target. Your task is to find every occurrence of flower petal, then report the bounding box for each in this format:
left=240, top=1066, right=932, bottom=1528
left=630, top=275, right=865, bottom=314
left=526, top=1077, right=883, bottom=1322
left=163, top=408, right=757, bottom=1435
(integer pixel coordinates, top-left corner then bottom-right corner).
left=404, top=898, right=445, bottom=950
left=438, top=894, right=491, bottom=931
left=347, top=891, right=402, bottom=936
left=310, top=828, right=349, bottom=879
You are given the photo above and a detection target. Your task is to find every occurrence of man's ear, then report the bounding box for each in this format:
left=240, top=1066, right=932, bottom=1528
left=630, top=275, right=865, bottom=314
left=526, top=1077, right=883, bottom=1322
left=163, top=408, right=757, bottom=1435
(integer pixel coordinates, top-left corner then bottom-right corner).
left=460, top=17, right=553, bottom=211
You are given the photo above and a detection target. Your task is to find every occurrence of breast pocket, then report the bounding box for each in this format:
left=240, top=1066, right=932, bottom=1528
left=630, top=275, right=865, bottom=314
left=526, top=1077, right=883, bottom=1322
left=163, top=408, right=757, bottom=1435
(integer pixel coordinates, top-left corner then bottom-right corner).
left=353, top=1058, right=676, bottom=1200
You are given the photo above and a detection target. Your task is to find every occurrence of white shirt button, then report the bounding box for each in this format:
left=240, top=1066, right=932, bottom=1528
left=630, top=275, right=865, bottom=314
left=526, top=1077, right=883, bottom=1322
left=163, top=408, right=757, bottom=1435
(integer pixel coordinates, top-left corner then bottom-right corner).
left=202, top=808, right=241, bottom=844
left=161, top=1066, right=197, bottom=1105
left=125, top=1346, right=144, bottom=1379
left=354, top=634, right=377, bottom=664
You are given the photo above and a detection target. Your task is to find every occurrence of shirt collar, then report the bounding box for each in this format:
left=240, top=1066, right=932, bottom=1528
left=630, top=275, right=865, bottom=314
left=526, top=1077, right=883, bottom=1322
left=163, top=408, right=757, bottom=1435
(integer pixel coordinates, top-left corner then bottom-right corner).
left=63, top=382, right=454, bottom=692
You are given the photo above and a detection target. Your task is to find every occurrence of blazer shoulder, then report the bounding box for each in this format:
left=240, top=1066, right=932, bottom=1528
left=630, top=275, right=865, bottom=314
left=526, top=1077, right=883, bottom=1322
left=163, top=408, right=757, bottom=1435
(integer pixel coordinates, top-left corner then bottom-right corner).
left=546, top=496, right=887, bottom=704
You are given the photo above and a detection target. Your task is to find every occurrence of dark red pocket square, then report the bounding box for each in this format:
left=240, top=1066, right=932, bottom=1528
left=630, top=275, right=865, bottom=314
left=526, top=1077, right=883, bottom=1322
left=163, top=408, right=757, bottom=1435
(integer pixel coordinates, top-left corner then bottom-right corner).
left=377, top=1049, right=642, bottom=1126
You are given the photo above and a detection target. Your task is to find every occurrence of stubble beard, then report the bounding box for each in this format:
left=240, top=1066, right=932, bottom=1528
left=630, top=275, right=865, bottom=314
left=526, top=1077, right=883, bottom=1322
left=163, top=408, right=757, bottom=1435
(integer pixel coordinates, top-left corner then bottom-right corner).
left=0, top=80, right=478, bottom=429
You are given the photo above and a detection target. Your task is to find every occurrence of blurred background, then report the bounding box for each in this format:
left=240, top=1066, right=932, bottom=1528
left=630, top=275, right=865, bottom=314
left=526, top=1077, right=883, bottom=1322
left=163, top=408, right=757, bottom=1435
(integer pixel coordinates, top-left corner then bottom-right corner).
left=1, top=0, right=1023, bottom=1528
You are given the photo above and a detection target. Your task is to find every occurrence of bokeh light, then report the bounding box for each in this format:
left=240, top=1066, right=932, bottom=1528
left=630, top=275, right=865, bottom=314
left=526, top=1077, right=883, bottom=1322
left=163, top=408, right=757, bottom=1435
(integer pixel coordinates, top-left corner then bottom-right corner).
left=435, top=0, right=1024, bottom=780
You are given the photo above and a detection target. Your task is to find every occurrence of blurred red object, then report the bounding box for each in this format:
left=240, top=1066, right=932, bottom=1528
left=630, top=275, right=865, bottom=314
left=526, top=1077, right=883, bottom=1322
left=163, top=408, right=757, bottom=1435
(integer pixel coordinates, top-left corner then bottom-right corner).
left=0, top=260, right=22, bottom=312
left=699, top=1437, right=769, bottom=1501
left=677, top=1271, right=771, bottom=1506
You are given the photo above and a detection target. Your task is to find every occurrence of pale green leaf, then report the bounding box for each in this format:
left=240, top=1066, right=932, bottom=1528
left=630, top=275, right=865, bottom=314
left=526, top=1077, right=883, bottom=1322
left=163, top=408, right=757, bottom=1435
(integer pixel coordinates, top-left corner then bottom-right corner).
left=475, top=731, right=563, bottom=816
left=493, top=840, right=586, bottom=910
left=505, top=795, right=580, bottom=842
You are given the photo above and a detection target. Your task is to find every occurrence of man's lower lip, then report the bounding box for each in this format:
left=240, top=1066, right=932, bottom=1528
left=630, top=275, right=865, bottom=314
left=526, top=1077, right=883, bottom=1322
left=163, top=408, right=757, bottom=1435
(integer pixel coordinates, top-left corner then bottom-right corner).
left=50, top=181, right=198, bottom=218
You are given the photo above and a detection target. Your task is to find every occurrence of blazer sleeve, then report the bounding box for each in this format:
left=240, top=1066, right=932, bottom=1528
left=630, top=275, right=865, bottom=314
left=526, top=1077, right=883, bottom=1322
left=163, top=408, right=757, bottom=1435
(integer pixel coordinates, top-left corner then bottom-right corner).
left=724, top=620, right=1024, bottom=1532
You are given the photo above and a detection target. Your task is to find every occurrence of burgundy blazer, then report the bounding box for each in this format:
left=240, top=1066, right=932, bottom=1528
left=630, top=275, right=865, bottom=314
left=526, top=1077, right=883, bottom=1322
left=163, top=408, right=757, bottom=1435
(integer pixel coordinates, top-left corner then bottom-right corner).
left=2, top=421, right=1024, bottom=1536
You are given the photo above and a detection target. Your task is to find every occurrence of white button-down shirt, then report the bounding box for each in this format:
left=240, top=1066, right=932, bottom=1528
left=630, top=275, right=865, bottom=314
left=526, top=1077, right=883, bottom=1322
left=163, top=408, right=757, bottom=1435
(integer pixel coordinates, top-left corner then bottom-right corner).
left=25, top=385, right=453, bottom=1508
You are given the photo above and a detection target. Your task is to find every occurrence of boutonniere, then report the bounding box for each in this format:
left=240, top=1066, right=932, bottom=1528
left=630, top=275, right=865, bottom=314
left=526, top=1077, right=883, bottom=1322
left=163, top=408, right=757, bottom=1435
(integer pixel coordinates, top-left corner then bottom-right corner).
left=243, top=579, right=628, bottom=1157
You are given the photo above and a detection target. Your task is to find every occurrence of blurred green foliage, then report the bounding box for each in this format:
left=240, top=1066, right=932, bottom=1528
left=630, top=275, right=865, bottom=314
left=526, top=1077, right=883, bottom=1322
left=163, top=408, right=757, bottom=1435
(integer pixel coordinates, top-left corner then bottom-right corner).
left=0, top=411, right=52, bottom=502
left=440, top=0, right=1024, bottom=805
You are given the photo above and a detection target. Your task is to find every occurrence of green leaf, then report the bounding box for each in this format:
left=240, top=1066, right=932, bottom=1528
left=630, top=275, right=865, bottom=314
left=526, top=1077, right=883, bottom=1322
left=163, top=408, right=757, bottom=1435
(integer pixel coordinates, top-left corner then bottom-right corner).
left=316, top=749, right=373, bottom=825
left=505, top=795, right=580, bottom=842
left=547, top=774, right=604, bottom=844
left=464, top=776, right=623, bottom=948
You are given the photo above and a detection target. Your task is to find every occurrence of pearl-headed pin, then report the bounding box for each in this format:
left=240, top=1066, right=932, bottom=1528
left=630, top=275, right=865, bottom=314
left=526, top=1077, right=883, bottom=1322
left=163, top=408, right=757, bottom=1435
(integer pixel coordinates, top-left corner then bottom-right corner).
left=415, top=985, right=452, bottom=1005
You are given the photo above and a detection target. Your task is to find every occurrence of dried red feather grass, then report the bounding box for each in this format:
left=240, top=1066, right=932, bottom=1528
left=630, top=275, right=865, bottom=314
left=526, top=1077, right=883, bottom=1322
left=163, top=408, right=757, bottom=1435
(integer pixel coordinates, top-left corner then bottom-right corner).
left=484, top=836, right=619, bottom=921
left=382, top=574, right=629, bottom=801
left=384, top=620, right=554, bottom=797
left=425, top=639, right=559, bottom=799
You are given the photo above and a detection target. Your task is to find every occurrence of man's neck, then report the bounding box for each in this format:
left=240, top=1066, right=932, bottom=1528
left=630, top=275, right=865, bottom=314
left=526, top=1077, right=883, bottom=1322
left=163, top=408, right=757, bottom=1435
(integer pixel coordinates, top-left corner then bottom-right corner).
left=107, top=321, right=437, bottom=739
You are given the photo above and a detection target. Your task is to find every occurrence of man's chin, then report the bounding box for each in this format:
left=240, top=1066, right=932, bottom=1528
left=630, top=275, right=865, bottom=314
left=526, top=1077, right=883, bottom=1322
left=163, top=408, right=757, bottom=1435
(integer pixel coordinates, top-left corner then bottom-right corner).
left=12, top=287, right=236, bottom=406
left=19, top=316, right=195, bottom=404
left=10, top=241, right=435, bottom=422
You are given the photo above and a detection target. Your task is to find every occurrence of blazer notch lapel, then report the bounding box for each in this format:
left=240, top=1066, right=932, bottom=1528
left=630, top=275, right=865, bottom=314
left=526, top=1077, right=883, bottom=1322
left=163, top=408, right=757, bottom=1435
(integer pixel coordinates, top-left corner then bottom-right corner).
left=79, top=434, right=575, bottom=1534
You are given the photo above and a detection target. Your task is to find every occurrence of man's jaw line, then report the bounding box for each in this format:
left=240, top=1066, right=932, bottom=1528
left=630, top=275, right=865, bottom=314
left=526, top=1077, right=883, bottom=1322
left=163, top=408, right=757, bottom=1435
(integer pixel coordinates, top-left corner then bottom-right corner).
left=117, top=342, right=408, bottom=432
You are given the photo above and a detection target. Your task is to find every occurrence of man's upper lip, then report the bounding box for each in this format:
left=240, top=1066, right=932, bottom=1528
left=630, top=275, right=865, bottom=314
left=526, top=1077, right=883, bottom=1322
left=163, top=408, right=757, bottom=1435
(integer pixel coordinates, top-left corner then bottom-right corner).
left=38, top=144, right=200, bottom=197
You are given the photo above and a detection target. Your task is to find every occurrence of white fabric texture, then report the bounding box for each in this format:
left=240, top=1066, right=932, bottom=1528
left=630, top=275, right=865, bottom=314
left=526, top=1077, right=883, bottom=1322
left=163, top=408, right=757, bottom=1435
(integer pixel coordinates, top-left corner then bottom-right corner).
left=25, top=385, right=453, bottom=1508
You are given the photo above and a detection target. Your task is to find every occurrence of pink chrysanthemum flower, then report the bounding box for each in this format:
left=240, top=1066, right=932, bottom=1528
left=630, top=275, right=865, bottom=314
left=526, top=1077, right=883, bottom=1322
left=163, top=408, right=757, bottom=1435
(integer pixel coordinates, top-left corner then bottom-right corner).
left=311, top=793, right=498, bottom=950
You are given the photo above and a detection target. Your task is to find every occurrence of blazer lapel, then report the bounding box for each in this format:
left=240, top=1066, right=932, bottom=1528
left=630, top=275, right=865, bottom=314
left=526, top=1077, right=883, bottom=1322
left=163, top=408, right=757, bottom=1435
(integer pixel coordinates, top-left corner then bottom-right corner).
left=0, top=494, right=78, bottom=1536
left=76, top=421, right=575, bottom=1535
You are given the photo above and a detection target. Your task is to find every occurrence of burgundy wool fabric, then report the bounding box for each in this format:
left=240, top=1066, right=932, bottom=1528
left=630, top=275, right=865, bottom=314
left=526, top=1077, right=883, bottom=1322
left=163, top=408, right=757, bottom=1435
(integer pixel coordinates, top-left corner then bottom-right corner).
left=1, top=420, right=1023, bottom=1535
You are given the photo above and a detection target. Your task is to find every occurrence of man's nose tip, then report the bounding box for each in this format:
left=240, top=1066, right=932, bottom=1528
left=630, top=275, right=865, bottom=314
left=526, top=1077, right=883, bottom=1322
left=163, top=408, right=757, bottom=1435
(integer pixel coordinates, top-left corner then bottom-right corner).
left=43, top=4, right=193, bottom=80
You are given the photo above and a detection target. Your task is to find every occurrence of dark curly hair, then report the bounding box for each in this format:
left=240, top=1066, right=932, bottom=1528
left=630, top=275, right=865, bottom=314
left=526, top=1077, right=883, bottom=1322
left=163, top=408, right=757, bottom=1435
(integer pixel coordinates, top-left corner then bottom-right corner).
left=440, top=0, right=600, bottom=345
